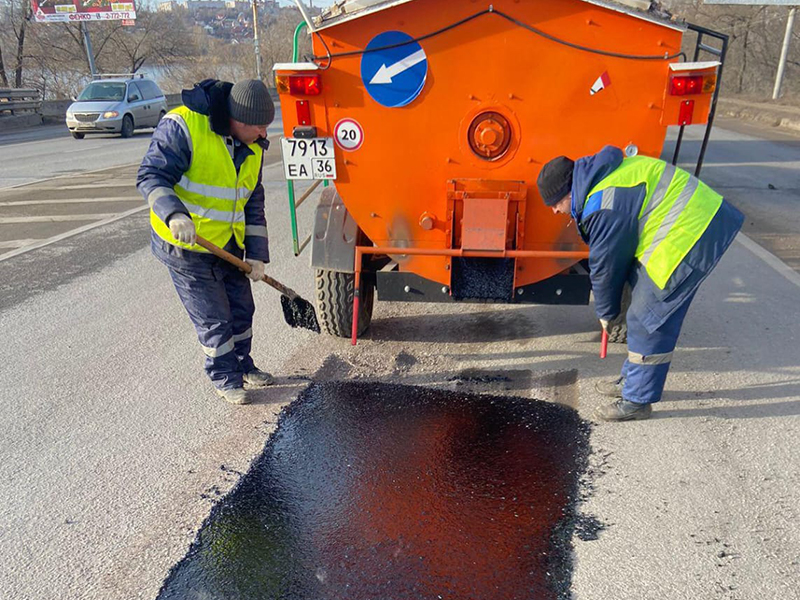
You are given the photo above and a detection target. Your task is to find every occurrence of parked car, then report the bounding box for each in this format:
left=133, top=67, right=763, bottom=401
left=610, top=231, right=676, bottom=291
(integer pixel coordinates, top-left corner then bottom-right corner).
left=65, top=75, right=168, bottom=139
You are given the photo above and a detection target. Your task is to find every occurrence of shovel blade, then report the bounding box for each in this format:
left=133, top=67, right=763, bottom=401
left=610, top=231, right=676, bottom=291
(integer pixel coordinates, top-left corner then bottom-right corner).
left=280, top=294, right=321, bottom=333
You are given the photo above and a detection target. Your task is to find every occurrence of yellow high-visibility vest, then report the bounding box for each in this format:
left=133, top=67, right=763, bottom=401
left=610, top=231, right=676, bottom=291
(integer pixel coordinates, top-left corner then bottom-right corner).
left=150, top=105, right=263, bottom=252
left=587, top=155, right=722, bottom=289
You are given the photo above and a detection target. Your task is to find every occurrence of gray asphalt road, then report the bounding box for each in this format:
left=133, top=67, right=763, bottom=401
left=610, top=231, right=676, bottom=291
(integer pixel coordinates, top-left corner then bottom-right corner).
left=0, top=112, right=284, bottom=256
left=0, top=110, right=284, bottom=189
left=664, top=117, right=800, bottom=272
left=0, top=120, right=798, bottom=600
left=0, top=129, right=155, bottom=189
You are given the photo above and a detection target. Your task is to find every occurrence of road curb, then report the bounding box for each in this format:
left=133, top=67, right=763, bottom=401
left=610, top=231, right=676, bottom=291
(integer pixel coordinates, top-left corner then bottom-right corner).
left=717, top=98, right=800, bottom=133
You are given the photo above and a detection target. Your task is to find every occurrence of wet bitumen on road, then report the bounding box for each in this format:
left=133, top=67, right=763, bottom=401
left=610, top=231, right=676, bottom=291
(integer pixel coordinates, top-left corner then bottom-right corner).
left=157, top=381, right=592, bottom=600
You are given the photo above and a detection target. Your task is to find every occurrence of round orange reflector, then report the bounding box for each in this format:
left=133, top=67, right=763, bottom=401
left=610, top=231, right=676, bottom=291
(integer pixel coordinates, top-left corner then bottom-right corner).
left=468, top=111, right=512, bottom=160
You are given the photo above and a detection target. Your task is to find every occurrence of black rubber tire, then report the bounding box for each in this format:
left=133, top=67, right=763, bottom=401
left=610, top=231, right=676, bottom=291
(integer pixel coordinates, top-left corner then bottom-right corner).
left=71, top=132, right=85, bottom=139
left=607, top=284, right=632, bottom=344
left=314, top=269, right=374, bottom=338
left=157, top=110, right=165, bottom=125
left=120, top=114, right=134, bottom=138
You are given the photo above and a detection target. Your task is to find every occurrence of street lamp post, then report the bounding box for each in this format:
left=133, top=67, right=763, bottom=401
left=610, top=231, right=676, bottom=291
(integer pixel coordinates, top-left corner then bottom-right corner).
left=772, top=7, right=796, bottom=100
left=251, top=0, right=262, bottom=80
left=80, top=22, right=97, bottom=78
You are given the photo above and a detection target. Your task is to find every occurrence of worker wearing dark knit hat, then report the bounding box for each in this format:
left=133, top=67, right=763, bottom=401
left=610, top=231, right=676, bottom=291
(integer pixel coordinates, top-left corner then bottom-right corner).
left=537, top=155, right=575, bottom=214
left=138, top=78, right=276, bottom=406
left=538, top=146, right=743, bottom=423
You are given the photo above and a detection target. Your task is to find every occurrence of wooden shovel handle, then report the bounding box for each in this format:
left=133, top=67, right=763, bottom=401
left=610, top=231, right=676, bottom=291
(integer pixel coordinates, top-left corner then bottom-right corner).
left=195, top=235, right=298, bottom=299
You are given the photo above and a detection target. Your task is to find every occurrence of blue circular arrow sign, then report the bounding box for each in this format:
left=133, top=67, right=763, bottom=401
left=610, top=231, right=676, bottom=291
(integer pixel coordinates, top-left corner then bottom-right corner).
left=361, top=31, right=428, bottom=108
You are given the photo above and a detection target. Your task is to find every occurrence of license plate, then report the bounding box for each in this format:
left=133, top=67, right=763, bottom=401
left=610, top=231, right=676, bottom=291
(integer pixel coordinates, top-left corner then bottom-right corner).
left=280, top=137, right=336, bottom=181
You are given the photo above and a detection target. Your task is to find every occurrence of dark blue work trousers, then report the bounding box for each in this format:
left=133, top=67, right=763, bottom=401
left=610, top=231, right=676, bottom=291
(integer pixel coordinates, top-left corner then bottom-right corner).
left=620, top=290, right=697, bottom=405
left=152, top=235, right=256, bottom=390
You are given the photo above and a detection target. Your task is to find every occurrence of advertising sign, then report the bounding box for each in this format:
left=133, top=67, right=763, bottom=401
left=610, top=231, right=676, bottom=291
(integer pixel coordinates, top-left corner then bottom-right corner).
left=31, top=0, right=137, bottom=23
left=704, top=1, right=796, bottom=4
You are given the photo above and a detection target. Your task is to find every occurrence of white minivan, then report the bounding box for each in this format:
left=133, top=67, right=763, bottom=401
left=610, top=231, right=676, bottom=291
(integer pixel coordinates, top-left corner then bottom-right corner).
left=65, top=75, right=168, bottom=139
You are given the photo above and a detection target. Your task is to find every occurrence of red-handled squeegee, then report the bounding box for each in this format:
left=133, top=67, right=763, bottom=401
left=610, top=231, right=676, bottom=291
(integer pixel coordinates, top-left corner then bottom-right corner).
left=600, top=329, right=608, bottom=359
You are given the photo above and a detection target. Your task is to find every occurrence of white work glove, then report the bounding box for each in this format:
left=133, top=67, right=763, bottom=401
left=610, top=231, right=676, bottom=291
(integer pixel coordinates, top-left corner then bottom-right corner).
left=168, top=214, right=196, bottom=245
left=599, top=315, right=621, bottom=332
left=245, top=259, right=265, bottom=282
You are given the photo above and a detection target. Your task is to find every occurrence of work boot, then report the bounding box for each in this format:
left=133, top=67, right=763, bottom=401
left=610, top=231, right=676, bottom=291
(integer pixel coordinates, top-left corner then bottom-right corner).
left=595, top=376, right=624, bottom=398
left=596, top=399, right=652, bottom=422
left=243, top=367, right=275, bottom=389
left=216, top=386, right=252, bottom=405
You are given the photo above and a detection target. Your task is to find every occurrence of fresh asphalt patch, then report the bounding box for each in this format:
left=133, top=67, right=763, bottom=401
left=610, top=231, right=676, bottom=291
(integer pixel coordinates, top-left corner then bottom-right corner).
left=156, top=380, right=593, bottom=600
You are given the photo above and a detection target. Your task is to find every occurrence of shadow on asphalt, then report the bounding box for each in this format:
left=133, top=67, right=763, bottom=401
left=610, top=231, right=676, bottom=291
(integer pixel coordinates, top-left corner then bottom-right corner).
left=365, top=305, right=593, bottom=344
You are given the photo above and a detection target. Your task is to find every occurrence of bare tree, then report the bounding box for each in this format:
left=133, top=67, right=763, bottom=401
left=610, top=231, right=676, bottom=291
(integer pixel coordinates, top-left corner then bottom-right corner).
left=666, top=0, right=799, bottom=99
left=0, top=42, right=9, bottom=86
left=258, top=7, right=314, bottom=86
left=62, top=22, right=124, bottom=74
left=0, top=0, right=34, bottom=87
left=163, top=30, right=252, bottom=93
left=107, top=9, right=196, bottom=75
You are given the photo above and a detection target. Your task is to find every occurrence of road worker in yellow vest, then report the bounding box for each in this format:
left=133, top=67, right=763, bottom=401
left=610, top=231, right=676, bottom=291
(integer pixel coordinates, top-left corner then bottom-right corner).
left=137, top=79, right=274, bottom=405
left=538, top=145, right=744, bottom=421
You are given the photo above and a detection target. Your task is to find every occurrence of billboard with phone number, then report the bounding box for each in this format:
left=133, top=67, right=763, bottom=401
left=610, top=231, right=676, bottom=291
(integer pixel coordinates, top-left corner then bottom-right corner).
left=31, top=0, right=137, bottom=23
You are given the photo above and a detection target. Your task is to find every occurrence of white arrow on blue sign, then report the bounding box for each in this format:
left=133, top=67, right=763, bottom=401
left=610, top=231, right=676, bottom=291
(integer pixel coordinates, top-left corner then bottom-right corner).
left=361, top=31, right=428, bottom=108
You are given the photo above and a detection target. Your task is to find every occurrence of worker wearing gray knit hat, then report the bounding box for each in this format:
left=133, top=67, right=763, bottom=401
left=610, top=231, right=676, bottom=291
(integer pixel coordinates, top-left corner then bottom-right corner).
left=137, top=78, right=276, bottom=406
left=228, top=79, right=275, bottom=127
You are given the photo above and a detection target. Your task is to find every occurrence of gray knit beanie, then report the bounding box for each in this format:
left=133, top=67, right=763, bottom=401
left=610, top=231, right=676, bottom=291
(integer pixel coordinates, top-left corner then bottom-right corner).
left=228, top=79, right=274, bottom=126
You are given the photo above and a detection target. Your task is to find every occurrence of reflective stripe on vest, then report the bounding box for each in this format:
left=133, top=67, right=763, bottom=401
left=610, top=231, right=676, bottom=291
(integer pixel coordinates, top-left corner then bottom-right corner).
left=150, top=106, right=263, bottom=252
left=587, top=155, right=723, bottom=289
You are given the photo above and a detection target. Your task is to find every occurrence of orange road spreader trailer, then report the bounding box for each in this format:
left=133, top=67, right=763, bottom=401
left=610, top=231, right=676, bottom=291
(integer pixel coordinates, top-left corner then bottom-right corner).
left=274, top=0, right=726, bottom=344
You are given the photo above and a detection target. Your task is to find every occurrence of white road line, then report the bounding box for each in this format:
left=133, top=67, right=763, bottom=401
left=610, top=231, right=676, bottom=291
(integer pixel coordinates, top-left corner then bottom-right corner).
left=0, top=197, right=141, bottom=207
left=0, top=162, right=140, bottom=191
left=0, top=239, right=40, bottom=249
left=736, top=233, right=800, bottom=290
left=0, top=205, right=148, bottom=263
left=23, top=183, right=136, bottom=191
left=0, top=214, right=118, bottom=224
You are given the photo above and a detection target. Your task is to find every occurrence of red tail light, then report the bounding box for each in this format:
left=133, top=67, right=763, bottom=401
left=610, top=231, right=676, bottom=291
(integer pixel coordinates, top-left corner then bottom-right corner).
left=669, top=74, right=716, bottom=96
left=276, top=74, right=322, bottom=96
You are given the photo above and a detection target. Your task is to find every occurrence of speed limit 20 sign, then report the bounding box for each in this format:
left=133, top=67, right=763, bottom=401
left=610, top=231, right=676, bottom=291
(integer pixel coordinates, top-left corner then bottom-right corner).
left=334, top=118, right=364, bottom=151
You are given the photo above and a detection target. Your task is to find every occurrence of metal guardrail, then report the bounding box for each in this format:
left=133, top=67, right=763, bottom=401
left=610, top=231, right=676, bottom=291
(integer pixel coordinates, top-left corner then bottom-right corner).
left=91, top=73, right=148, bottom=80
left=0, top=89, right=43, bottom=115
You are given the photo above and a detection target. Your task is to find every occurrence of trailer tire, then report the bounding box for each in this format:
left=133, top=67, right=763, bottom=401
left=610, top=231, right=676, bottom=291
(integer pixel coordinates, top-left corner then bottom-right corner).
left=315, top=269, right=374, bottom=337
left=606, top=284, right=632, bottom=344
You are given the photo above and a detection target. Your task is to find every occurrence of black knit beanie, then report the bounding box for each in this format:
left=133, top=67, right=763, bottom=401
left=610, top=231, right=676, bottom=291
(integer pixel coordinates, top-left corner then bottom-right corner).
left=227, top=79, right=274, bottom=126
left=537, top=156, right=575, bottom=206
